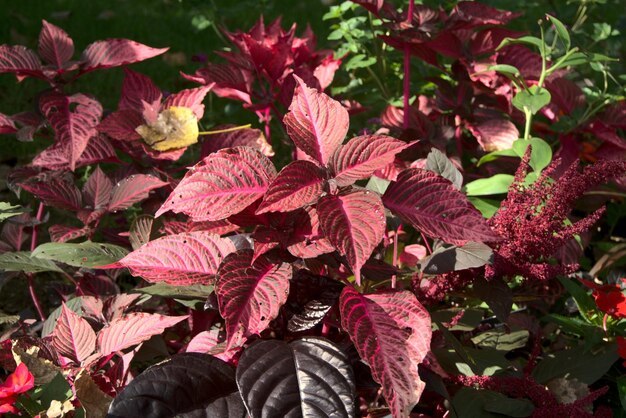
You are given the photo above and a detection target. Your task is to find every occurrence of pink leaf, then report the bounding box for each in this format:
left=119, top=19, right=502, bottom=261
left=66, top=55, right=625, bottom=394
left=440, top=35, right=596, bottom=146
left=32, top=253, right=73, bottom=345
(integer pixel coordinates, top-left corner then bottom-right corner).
left=340, top=287, right=431, bottom=418
left=216, top=250, right=292, bottom=347
left=118, top=232, right=237, bottom=285
left=19, top=172, right=82, bottom=211
left=33, top=134, right=119, bottom=170
left=38, top=20, right=74, bottom=68
left=0, top=113, right=16, bottom=134
left=0, top=45, right=43, bottom=79
left=80, top=39, right=168, bottom=73
left=40, top=92, right=103, bottom=171
left=182, top=63, right=252, bottom=104
left=98, top=109, right=143, bottom=141
left=383, top=168, right=501, bottom=245
left=119, top=68, right=162, bottom=111
left=200, top=125, right=274, bottom=158
left=162, top=85, right=212, bottom=119
left=97, top=313, right=187, bottom=358
left=83, top=166, right=113, bottom=210
left=283, top=75, right=349, bottom=165
left=330, top=135, right=410, bottom=187
left=49, top=225, right=91, bottom=243
left=256, top=160, right=327, bottom=214
left=467, top=118, right=519, bottom=152
left=156, top=147, right=277, bottom=222
left=317, top=189, right=386, bottom=285
left=52, top=303, right=96, bottom=364
left=185, top=329, right=244, bottom=362
left=108, top=174, right=167, bottom=212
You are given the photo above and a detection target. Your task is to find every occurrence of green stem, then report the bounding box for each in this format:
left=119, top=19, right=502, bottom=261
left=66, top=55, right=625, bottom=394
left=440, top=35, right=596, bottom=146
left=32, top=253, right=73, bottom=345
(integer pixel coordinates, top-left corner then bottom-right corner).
left=199, top=124, right=251, bottom=135
left=523, top=108, right=533, bottom=141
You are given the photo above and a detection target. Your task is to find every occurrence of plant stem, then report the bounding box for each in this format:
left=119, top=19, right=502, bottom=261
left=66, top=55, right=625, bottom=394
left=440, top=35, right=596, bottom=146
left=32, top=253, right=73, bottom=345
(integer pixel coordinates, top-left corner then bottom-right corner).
left=523, top=108, right=533, bottom=140
left=402, top=0, right=415, bottom=130
left=28, top=203, right=46, bottom=321
left=198, top=124, right=251, bottom=135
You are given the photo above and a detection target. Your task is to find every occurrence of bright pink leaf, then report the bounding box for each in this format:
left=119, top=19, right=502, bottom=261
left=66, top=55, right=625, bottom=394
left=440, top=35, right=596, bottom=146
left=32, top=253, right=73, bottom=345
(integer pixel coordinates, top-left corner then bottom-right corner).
left=119, top=68, right=162, bottom=111
left=216, top=250, right=292, bottom=347
left=97, top=313, right=187, bottom=358
left=317, top=190, right=386, bottom=285
left=107, top=174, right=167, bottom=212
left=330, top=135, right=410, bottom=187
left=200, top=125, right=274, bottom=158
left=283, top=75, right=349, bottom=165
left=383, top=168, right=501, bottom=245
left=52, top=303, right=96, bottom=364
left=80, top=39, right=168, bottom=73
left=162, top=85, right=211, bottom=119
left=19, top=173, right=82, bottom=211
left=0, top=45, right=43, bottom=79
left=38, top=20, right=74, bottom=68
left=185, top=329, right=243, bottom=362
left=83, top=166, right=113, bottom=210
left=156, top=146, right=277, bottom=222
left=340, top=287, right=431, bottom=418
left=118, top=231, right=237, bottom=285
left=40, top=92, right=103, bottom=171
left=256, top=160, right=327, bottom=214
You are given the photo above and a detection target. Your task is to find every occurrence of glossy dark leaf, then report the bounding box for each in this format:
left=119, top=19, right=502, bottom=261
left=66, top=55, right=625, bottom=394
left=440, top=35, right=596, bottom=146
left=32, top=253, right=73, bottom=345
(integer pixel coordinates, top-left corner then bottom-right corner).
left=425, top=148, right=463, bottom=191
left=236, top=338, right=355, bottom=418
left=106, top=353, right=245, bottom=418
left=420, top=242, right=493, bottom=275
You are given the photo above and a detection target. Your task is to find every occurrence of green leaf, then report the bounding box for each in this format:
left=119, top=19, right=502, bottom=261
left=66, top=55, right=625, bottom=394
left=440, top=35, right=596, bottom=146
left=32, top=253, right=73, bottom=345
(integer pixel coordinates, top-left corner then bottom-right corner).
left=32, top=372, right=73, bottom=410
left=345, top=54, right=376, bottom=70
left=0, top=251, right=63, bottom=273
left=512, top=137, right=552, bottom=172
left=617, top=375, right=626, bottom=412
left=485, top=396, right=535, bottom=417
left=547, top=14, right=570, bottom=51
left=32, top=241, right=128, bottom=268
left=464, top=174, right=514, bottom=196
left=421, top=242, right=493, bottom=275
left=532, top=343, right=618, bottom=384
left=431, top=308, right=484, bottom=331
left=487, top=64, right=520, bottom=76
left=468, top=197, right=501, bottom=219
left=471, top=329, right=529, bottom=351
left=512, top=85, right=551, bottom=115
left=365, top=176, right=390, bottom=194
left=497, top=35, right=544, bottom=51
left=134, top=283, right=214, bottom=299
left=557, top=277, right=597, bottom=322
left=0, top=202, right=27, bottom=222
left=0, top=312, right=20, bottom=325
left=477, top=148, right=518, bottom=166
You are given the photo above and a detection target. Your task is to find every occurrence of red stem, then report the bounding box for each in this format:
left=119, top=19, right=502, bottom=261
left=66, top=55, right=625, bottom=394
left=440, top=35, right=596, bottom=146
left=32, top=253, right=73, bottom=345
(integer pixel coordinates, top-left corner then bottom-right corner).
left=420, top=231, right=432, bottom=255
left=391, top=227, right=400, bottom=289
left=402, top=0, right=414, bottom=130
left=28, top=203, right=46, bottom=321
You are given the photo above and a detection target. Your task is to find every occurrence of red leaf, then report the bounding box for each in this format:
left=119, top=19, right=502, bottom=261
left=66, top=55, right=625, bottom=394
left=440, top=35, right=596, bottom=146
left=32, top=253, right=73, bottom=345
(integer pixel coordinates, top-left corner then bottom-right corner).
left=40, top=92, right=103, bottom=171
left=216, top=250, right=292, bottom=347
left=317, top=190, right=386, bottom=285
left=52, top=303, right=96, bottom=364
left=383, top=168, right=501, bottom=245
left=340, top=287, right=431, bottom=418
left=162, top=85, right=211, bottom=119
left=0, top=113, right=16, bottom=134
left=108, top=174, right=167, bottom=212
left=97, top=313, right=187, bottom=357
left=0, top=45, right=43, bottom=80
left=467, top=118, right=519, bottom=152
left=32, top=134, right=119, bottom=170
left=38, top=20, right=74, bottom=68
left=287, top=206, right=335, bottom=259
left=80, top=39, right=168, bottom=73
left=118, top=232, right=237, bottom=285
left=49, top=225, right=91, bottom=243
left=156, top=147, right=277, bottom=222
left=330, top=135, right=410, bottom=187
left=118, top=68, right=162, bottom=111
left=201, top=125, right=273, bottom=158
left=182, top=63, right=252, bottom=104
left=98, top=109, right=143, bottom=141
left=283, top=75, right=349, bottom=165
left=19, top=172, right=82, bottom=211
left=256, top=160, right=327, bottom=214
left=83, top=166, right=113, bottom=210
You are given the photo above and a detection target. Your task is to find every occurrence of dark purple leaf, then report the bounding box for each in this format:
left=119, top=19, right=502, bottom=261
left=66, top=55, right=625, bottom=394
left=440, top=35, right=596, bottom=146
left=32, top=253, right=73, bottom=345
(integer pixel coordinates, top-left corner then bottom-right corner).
left=156, top=147, right=277, bottom=222
left=118, top=231, right=237, bottom=285
left=19, top=172, right=82, bottom=211
left=420, top=242, right=493, bottom=274
left=340, top=287, right=431, bottom=418
left=317, top=189, right=386, bottom=285
left=283, top=75, right=349, bottom=165
left=216, top=250, right=292, bottom=347
left=236, top=338, right=355, bottom=418
left=200, top=125, right=273, bottom=158
left=383, top=168, right=501, bottom=245
left=106, top=353, right=245, bottom=418
left=330, top=135, right=409, bottom=187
